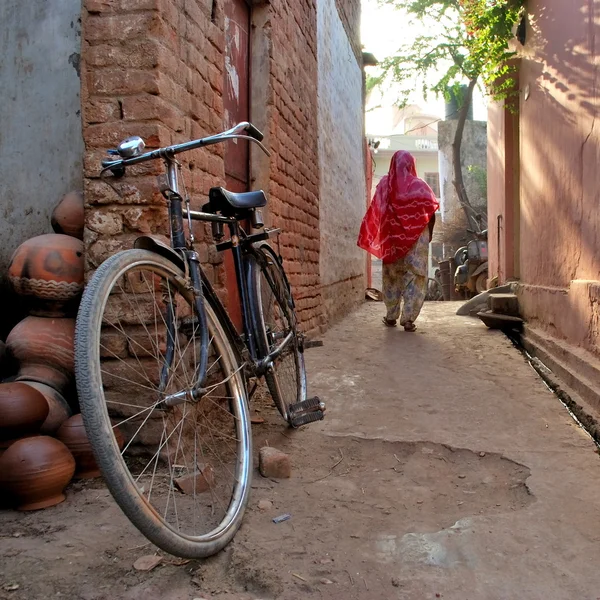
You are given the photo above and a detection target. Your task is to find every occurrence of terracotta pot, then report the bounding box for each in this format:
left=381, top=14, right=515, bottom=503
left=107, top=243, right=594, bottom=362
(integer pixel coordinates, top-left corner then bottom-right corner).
left=0, top=382, right=49, bottom=447
left=56, top=414, right=124, bottom=479
left=51, top=191, right=84, bottom=240
left=8, top=233, right=84, bottom=317
left=19, top=381, right=72, bottom=435
left=6, top=316, right=75, bottom=393
left=0, top=436, right=75, bottom=510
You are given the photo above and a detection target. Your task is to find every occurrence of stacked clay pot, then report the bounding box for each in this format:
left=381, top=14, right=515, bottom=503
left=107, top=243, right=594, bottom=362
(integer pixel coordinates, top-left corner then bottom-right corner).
left=0, top=436, right=76, bottom=510
left=57, top=414, right=125, bottom=479
left=50, top=191, right=84, bottom=240
left=0, top=192, right=84, bottom=509
left=0, top=383, right=49, bottom=453
left=8, top=233, right=84, bottom=318
left=8, top=191, right=84, bottom=318
left=0, top=382, right=75, bottom=510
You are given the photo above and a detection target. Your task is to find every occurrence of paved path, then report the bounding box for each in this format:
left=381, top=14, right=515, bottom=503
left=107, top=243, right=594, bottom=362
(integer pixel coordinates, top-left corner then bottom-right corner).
left=304, top=302, right=600, bottom=599
left=2, top=302, right=600, bottom=600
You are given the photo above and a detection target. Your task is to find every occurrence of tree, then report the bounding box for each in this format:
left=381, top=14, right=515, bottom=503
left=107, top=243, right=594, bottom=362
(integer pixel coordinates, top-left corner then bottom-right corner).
left=373, top=0, right=524, bottom=232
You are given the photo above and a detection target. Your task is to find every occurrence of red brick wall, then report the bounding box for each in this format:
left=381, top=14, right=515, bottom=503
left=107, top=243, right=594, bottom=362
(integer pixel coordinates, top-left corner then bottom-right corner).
left=81, top=0, right=324, bottom=335
left=265, top=0, right=323, bottom=335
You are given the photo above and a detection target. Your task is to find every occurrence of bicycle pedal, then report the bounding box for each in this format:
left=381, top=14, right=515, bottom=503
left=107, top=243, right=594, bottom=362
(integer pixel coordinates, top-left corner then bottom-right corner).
left=288, top=396, right=325, bottom=416
left=289, top=409, right=325, bottom=428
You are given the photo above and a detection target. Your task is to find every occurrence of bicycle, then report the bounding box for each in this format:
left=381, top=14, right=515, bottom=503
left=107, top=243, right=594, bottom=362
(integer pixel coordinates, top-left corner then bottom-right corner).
left=74, top=122, right=325, bottom=558
left=425, top=270, right=444, bottom=301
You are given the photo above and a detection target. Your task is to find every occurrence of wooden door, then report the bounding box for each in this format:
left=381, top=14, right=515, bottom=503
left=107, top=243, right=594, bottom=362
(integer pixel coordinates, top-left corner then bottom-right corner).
left=222, top=0, right=250, bottom=329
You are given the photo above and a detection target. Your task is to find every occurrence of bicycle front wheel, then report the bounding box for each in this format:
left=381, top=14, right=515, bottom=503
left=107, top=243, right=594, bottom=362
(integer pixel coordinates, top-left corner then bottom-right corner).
left=75, top=249, right=252, bottom=558
left=248, top=244, right=306, bottom=423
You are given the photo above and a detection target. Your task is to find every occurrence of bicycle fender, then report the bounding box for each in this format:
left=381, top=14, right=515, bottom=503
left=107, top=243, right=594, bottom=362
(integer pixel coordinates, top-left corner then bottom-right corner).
left=133, top=235, right=186, bottom=272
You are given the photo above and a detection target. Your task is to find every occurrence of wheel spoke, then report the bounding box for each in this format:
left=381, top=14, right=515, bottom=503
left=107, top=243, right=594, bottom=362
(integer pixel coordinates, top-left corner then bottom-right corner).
left=76, top=254, right=251, bottom=556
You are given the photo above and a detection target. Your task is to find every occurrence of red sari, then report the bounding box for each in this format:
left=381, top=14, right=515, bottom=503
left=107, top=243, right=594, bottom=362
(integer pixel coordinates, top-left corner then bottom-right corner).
left=358, top=151, right=439, bottom=264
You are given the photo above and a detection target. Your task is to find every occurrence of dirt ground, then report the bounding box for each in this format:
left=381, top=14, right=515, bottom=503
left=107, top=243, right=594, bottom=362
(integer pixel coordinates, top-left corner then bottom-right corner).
left=2, top=302, right=600, bottom=600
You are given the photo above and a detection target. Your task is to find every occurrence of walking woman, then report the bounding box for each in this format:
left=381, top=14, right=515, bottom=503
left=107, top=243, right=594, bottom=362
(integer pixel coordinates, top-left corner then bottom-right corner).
left=358, top=150, right=439, bottom=331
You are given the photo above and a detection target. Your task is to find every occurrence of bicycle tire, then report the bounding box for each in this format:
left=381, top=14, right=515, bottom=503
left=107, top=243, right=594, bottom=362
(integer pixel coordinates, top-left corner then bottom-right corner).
left=247, top=244, right=306, bottom=423
left=74, top=249, right=252, bottom=558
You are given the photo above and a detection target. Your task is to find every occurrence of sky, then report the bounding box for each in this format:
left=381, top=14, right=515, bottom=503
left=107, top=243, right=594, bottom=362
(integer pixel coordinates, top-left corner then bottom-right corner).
left=361, top=0, right=488, bottom=122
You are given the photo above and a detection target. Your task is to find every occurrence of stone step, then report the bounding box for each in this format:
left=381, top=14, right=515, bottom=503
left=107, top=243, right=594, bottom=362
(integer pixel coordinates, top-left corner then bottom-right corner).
left=477, top=310, right=523, bottom=331
left=488, top=293, right=520, bottom=316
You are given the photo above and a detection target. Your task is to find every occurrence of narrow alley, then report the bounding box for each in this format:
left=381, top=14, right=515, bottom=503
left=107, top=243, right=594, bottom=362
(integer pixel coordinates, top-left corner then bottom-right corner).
left=2, top=302, right=599, bottom=600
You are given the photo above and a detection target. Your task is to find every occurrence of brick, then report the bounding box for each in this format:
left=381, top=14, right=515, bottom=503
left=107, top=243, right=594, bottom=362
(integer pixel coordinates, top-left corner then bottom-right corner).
left=85, top=0, right=160, bottom=13
left=121, top=206, right=168, bottom=234
left=87, top=235, right=138, bottom=267
left=85, top=176, right=163, bottom=207
left=86, top=209, right=123, bottom=235
left=89, top=68, right=159, bottom=96
left=83, top=226, right=100, bottom=247
left=85, top=98, right=121, bottom=124
left=174, top=465, right=215, bottom=494
left=207, top=64, right=222, bottom=94
left=86, top=13, right=163, bottom=43
left=120, top=94, right=183, bottom=132
left=84, top=122, right=170, bottom=149
left=259, top=446, right=291, bottom=479
left=100, top=330, right=128, bottom=358
left=85, top=41, right=161, bottom=70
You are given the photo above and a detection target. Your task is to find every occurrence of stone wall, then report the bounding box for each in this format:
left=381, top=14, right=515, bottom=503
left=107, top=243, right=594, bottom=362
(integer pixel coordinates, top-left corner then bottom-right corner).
left=438, top=120, right=487, bottom=253
left=80, top=0, right=324, bottom=335
left=317, top=0, right=366, bottom=325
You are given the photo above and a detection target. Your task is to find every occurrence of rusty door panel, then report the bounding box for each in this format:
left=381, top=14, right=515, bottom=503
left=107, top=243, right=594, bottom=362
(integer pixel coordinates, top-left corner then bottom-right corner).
left=222, top=0, right=250, bottom=331
left=223, top=0, right=250, bottom=193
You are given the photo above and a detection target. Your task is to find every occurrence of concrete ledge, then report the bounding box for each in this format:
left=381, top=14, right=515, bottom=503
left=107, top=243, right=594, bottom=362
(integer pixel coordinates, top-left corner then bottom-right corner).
left=520, top=325, right=600, bottom=435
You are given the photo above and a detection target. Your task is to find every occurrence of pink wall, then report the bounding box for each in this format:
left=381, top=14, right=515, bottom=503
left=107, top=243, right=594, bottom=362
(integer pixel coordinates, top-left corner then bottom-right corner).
left=489, top=0, right=600, bottom=355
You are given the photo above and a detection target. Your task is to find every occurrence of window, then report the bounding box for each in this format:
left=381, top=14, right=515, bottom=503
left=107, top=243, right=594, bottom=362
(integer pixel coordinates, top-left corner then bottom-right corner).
left=424, top=172, right=440, bottom=197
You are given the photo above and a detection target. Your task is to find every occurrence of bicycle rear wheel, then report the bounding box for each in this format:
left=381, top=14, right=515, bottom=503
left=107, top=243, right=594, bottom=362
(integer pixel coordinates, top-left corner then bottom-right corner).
left=75, top=249, right=251, bottom=558
left=248, top=244, right=306, bottom=423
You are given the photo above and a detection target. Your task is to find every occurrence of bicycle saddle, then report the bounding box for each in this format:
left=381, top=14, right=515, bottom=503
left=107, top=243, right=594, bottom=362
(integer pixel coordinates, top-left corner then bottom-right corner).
left=206, top=187, right=267, bottom=214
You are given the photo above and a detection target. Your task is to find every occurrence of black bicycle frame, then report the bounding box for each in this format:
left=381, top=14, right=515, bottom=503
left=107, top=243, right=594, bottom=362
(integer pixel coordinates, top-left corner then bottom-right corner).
left=161, top=157, right=281, bottom=400
left=102, top=125, right=292, bottom=406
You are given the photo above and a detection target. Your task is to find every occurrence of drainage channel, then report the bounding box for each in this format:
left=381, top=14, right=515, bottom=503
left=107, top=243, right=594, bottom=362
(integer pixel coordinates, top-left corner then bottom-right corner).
left=506, top=332, right=600, bottom=450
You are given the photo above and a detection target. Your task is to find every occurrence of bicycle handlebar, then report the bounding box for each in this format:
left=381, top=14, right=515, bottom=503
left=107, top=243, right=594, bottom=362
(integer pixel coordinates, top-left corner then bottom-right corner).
left=101, top=122, right=266, bottom=174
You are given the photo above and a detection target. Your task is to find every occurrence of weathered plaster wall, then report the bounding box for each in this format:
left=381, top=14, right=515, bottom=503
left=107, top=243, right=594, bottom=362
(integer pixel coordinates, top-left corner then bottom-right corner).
left=438, top=120, right=487, bottom=252
left=317, top=0, right=366, bottom=324
left=0, top=0, right=84, bottom=272
left=514, top=0, right=600, bottom=355
left=333, top=0, right=361, bottom=63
